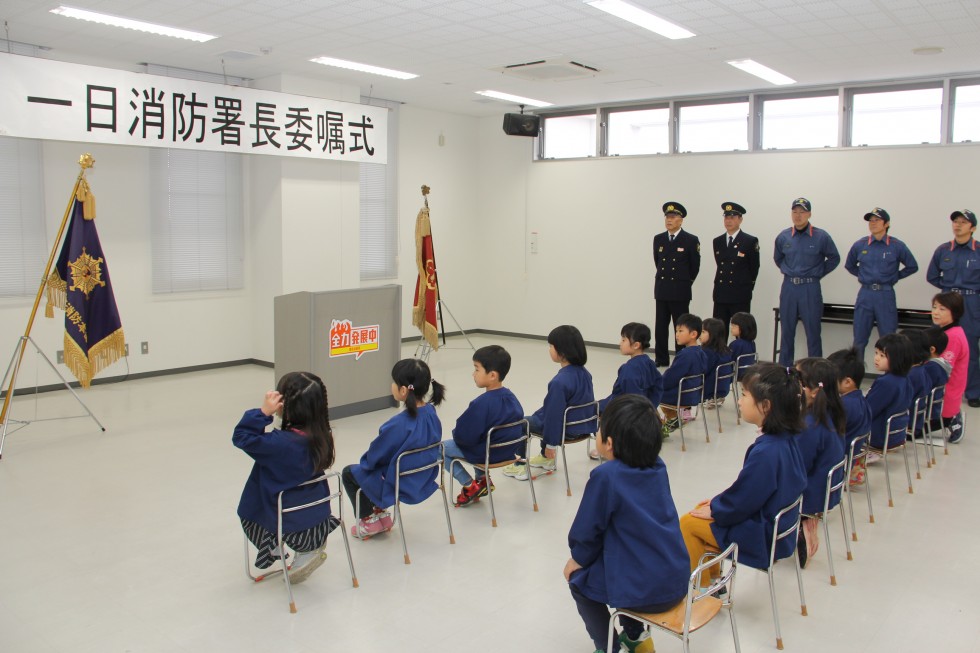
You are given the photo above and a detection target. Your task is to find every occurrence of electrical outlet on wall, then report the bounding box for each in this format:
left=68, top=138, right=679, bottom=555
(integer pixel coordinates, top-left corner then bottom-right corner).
left=56, top=350, right=64, bottom=364
left=141, top=341, right=149, bottom=355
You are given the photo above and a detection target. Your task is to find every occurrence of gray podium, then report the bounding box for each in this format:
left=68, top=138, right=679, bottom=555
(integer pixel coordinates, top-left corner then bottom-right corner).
left=274, top=285, right=401, bottom=419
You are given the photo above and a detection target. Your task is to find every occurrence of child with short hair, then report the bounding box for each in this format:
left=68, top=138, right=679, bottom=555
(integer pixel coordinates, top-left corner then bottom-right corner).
left=827, top=348, right=873, bottom=485
left=658, top=313, right=708, bottom=435
left=598, top=322, right=663, bottom=412
left=729, top=312, right=758, bottom=380
left=931, top=292, right=968, bottom=443
left=899, top=328, right=932, bottom=438
left=565, top=395, right=689, bottom=653
left=922, top=326, right=951, bottom=432
left=794, top=358, right=846, bottom=567
left=679, top=363, right=807, bottom=580
left=866, top=334, right=914, bottom=451
left=700, top=317, right=733, bottom=408
left=504, top=325, right=595, bottom=481
left=234, top=371, right=338, bottom=583
left=343, top=359, right=446, bottom=539
left=444, top=345, right=524, bottom=507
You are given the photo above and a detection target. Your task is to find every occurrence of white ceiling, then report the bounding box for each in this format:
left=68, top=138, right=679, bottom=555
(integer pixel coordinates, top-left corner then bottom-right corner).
left=3, top=0, right=980, bottom=116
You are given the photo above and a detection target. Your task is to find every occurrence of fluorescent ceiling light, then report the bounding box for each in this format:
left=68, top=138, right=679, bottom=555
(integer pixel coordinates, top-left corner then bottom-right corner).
left=475, top=90, right=553, bottom=108
left=310, top=56, right=418, bottom=80
left=727, top=59, right=796, bottom=85
left=586, top=0, right=695, bottom=40
left=50, top=6, right=217, bottom=42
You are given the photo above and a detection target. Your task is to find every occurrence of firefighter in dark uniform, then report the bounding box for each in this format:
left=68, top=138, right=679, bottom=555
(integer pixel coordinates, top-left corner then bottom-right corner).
left=653, top=202, right=701, bottom=367
left=712, top=202, right=760, bottom=338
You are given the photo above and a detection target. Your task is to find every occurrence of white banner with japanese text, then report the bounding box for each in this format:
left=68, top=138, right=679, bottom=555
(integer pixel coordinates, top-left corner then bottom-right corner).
left=0, top=53, right=387, bottom=164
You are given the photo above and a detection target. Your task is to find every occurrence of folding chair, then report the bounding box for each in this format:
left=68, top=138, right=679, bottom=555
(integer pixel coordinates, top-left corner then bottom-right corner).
left=809, top=457, right=851, bottom=586
left=844, top=432, right=874, bottom=541
left=924, top=384, right=948, bottom=463
left=355, top=441, right=455, bottom=564
left=867, top=411, right=913, bottom=508
left=447, top=419, right=538, bottom=527
left=711, top=360, right=737, bottom=433
left=906, top=394, right=927, bottom=476
left=763, top=495, right=807, bottom=650
left=608, top=542, right=741, bottom=653
left=243, top=470, right=358, bottom=613
left=675, top=374, right=710, bottom=452
left=730, top=353, right=757, bottom=425
left=554, top=401, right=600, bottom=496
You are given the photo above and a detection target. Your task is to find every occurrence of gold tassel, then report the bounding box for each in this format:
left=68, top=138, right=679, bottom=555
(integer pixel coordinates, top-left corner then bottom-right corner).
left=62, top=328, right=125, bottom=388
left=45, top=270, right=67, bottom=318
left=76, top=178, right=96, bottom=220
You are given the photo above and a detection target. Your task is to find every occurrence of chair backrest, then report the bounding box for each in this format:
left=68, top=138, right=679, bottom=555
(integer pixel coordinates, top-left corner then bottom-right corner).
left=562, top=401, right=599, bottom=439
left=849, top=432, right=870, bottom=462
left=735, top=352, right=757, bottom=379
left=824, top=456, right=847, bottom=511
left=393, top=441, right=443, bottom=504
left=277, top=470, right=338, bottom=533
left=884, top=410, right=909, bottom=448
left=929, top=384, right=946, bottom=420
left=678, top=373, right=705, bottom=406
left=713, top=361, right=736, bottom=396
left=909, top=395, right=928, bottom=434
left=692, top=541, right=738, bottom=606
left=769, top=494, right=804, bottom=567
left=485, top=419, right=530, bottom=464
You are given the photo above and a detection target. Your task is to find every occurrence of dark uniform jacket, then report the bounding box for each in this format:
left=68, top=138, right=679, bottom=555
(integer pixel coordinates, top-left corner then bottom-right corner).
left=712, top=230, right=760, bottom=304
left=653, top=229, right=700, bottom=301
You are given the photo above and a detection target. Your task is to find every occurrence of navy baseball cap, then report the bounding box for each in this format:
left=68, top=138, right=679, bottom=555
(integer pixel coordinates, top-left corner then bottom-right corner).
left=663, top=202, right=687, bottom=218
left=951, top=210, right=977, bottom=227
left=792, top=198, right=811, bottom=211
left=864, top=207, right=890, bottom=222
left=722, top=202, right=746, bottom=216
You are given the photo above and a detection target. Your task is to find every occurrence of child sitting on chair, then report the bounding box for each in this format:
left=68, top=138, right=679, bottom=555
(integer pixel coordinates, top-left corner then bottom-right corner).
left=658, top=313, right=708, bottom=435
left=827, top=348, right=873, bottom=486
left=443, top=345, right=524, bottom=507
left=566, top=395, right=689, bottom=653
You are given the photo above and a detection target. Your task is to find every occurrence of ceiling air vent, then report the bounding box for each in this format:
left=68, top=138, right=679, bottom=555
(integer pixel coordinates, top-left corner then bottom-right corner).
left=494, top=58, right=601, bottom=82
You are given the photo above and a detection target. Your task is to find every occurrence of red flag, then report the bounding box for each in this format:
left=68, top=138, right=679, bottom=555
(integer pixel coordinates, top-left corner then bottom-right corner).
left=412, top=203, right=439, bottom=350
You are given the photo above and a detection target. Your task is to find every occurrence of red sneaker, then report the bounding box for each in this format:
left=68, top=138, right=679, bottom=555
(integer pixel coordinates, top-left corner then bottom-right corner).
left=455, top=480, right=483, bottom=507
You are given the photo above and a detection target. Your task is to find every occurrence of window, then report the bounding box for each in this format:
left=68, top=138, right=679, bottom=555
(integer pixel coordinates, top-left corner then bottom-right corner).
left=607, top=107, right=669, bottom=155
left=150, top=149, right=244, bottom=293
left=952, top=83, right=980, bottom=143
left=0, top=137, right=47, bottom=298
left=850, top=87, right=942, bottom=146
left=360, top=98, right=399, bottom=281
left=762, top=95, right=838, bottom=149
left=542, top=113, right=597, bottom=159
left=678, top=101, right=748, bottom=152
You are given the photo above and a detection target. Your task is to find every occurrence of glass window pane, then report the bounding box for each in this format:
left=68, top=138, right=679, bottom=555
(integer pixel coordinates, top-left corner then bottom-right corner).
left=851, top=88, right=941, bottom=146
left=542, top=114, right=596, bottom=159
left=953, top=84, right=980, bottom=143
left=608, top=108, right=669, bottom=155
left=678, top=102, right=748, bottom=152
left=762, top=96, right=838, bottom=149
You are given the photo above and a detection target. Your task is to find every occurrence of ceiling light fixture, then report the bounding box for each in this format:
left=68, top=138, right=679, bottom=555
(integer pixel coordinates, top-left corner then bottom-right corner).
left=727, top=59, right=796, bottom=85
left=309, top=56, right=418, bottom=80
left=475, top=90, right=553, bottom=108
left=49, top=6, right=217, bottom=42
left=585, top=0, right=695, bottom=40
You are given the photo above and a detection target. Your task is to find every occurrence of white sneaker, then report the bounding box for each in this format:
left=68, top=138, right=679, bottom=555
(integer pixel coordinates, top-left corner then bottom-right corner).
left=288, top=547, right=327, bottom=584
left=502, top=462, right=530, bottom=481
left=528, top=453, right=557, bottom=471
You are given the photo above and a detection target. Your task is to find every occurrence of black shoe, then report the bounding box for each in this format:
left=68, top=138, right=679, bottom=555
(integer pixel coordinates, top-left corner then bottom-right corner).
left=948, top=414, right=965, bottom=444
left=796, top=531, right=808, bottom=568
left=968, top=398, right=980, bottom=408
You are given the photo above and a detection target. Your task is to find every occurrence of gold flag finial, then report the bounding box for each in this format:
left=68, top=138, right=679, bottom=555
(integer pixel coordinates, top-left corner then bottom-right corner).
left=421, top=184, right=430, bottom=208
left=78, top=153, right=95, bottom=170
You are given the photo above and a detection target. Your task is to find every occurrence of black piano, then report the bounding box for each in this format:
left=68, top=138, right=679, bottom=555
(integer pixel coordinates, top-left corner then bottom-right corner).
left=771, top=304, right=933, bottom=361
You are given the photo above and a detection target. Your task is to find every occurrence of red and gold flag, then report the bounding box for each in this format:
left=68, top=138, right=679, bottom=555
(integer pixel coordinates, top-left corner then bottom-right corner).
left=411, top=200, right=439, bottom=350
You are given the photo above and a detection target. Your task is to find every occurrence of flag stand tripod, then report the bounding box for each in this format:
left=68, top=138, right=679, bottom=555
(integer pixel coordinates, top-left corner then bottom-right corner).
left=414, top=297, right=475, bottom=363
left=0, top=154, right=105, bottom=460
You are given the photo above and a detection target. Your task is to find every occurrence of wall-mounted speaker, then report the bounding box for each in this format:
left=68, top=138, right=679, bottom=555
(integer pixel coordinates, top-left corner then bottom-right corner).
left=502, top=113, right=541, bottom=137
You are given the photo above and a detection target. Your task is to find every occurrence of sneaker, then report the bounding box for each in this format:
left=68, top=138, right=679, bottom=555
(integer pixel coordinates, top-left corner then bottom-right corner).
left=619, top=630, right=654, bottom=653
left=703, top=398, right=717, bottom=410
left=849, top=460, right=866, bottom=487
left=680, top=407, right=695, bottom=422
left=528, top=453, right=557, bottom=471
left=866, top=451, right=883, bottom=465
left=588, top=448, right=601, bottom=460
left=968, top=398, right=980, bottom=408
left=661, top=418, right=679, bottom=437
left=288, top=547, right=327, bottom=584
left=502, top=461, right=530, bottom=481
left=948, top=414, right=965, bottom=444
left=351, top=513, right=388, bottom=540
left=455, top=480, right=483, bottom=507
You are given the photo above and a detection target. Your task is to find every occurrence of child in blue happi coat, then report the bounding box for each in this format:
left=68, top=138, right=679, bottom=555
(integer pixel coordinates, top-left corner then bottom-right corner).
left=701, top=317, right=733, bottom=408
left=827, top=348, right=873, bottom=486
left=729, top=312, right=758, bottom=381
left=658, top=313, right=708, bottom=435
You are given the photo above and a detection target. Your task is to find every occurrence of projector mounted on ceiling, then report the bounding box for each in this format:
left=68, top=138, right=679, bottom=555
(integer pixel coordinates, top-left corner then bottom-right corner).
left=494, top=58, right=601, bottom=82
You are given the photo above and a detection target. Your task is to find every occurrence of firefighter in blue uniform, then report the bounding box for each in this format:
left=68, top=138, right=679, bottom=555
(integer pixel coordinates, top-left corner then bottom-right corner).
left=927, top=209, right=980, bottom=407
left=653, top=202, right=701, bottom=367
left=712, top=202, right=760, bottom=338
left=844, top=207, right=918, bottom=358
left=773, top=198, right=840, bottom=366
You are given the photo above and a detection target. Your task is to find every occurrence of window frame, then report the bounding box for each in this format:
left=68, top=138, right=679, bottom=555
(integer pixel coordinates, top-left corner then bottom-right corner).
left=536, top=109, right=601, bottom=160
left=674, top=96, right=750, bottom=154
left=844, top=80, right=944, bottom=147
left=601, top=103, right=671, bottom=157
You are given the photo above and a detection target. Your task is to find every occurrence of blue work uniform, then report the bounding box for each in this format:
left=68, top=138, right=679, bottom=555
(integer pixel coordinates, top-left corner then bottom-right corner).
left=927, top=238, right=980, bottom=401
left=774, top=224, right=840, bottom=365
left=844, top=234, right=918, bottom=356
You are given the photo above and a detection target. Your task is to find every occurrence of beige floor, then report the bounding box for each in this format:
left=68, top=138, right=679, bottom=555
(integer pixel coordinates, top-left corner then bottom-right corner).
left=0, top=334, right=977, bottom=653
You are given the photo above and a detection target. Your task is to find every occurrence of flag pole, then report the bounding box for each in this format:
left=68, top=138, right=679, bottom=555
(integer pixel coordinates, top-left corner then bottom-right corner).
left=0, top=154, right=92, bottom=433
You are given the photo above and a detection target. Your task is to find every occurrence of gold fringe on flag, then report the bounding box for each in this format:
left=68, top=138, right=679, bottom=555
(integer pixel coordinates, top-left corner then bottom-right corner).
left=63, top=327, right=125, bottom=388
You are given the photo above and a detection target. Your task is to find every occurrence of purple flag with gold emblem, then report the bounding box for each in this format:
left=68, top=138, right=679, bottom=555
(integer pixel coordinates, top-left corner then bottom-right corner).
left=45, top=184, right=125, bottom=387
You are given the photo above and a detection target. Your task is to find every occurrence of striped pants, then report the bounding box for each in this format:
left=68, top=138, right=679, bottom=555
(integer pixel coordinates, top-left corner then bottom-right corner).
left=241, top=517, right=338, bottom=569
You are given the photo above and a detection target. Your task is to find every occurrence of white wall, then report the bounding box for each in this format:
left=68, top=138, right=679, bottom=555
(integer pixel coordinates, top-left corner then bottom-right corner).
left=474, top=120, right=980, bottom=366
